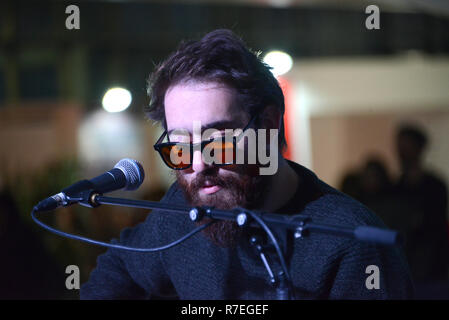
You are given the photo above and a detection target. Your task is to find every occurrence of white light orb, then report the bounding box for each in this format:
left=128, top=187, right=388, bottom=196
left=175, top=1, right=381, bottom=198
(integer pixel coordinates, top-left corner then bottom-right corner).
left=263, top=50, right=293, bottom=77
left=78, top=110, right=143, bottom=166
left=102, top=87, right=132, bottom=113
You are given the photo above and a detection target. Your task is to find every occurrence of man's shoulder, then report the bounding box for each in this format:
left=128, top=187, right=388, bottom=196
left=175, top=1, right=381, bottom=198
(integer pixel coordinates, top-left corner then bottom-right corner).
left=287, top=163, right=414, bottom=299
left=288, top=161, right=385, bottom=229
left=160, top=181, right=185, bottom=203
left=306, top=192, right=385, bottom=228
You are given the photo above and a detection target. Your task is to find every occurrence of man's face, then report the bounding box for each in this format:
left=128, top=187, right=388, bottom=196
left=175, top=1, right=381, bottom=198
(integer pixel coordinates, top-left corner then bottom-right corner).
left=164, top=81, right=270, bottom=246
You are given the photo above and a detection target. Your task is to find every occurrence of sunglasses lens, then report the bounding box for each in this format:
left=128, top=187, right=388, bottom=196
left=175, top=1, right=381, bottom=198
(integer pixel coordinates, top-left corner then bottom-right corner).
left=157, top=139, right=237, bottom=170
left=160, top=144, right=191, bottom=169
left=204, top=140, right=236, bottom=165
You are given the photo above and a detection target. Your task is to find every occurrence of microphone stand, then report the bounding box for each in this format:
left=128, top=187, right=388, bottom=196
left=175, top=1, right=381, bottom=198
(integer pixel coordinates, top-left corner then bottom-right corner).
left=249, top=235, right=290, bottom=300
left=81, top=192, right=402, bottom=246
left=75, top=190, right=402, bottom=300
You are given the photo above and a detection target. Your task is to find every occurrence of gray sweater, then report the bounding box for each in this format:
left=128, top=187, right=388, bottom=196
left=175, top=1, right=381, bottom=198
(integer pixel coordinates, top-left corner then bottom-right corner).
left=80, top=161, right=414, bottom=299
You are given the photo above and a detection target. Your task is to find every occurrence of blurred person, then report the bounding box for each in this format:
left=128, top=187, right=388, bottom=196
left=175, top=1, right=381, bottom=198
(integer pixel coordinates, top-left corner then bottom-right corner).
left=340, top=157, right=393, bottom=206
left=340, top=170, right=362, bottom=200
left=358, top=158, right=395, bottom=225
left=350, top=157, right=411, bottom=243
left=80, top=29, right=413, bottom=299
left=394, top=124, right=449, bottom=298
left=360, top=158, right=393, bottom=202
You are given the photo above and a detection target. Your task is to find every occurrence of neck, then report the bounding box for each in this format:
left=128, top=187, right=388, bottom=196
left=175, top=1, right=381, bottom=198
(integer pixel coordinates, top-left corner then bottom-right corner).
left=259, top=157, right=299, bottom=213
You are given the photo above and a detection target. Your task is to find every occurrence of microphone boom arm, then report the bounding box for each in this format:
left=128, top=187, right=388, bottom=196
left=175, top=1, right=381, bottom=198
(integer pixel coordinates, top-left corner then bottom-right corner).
left=90, top=193, right=402, bottom=246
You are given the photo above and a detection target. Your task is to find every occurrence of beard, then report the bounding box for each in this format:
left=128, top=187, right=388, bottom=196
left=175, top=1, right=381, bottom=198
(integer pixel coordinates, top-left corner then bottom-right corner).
left=176, top=165, right=271, bottom=248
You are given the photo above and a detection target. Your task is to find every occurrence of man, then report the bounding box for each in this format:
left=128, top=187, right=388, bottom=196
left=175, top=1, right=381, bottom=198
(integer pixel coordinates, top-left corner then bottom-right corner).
left=394, top=125, right=449, bottom=298
left=80, top=29, right=413, bottom=299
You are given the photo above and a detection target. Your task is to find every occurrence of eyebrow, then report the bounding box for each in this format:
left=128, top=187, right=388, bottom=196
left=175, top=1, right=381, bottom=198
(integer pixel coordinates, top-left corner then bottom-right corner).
left=167, top=119, right=242, bottom=136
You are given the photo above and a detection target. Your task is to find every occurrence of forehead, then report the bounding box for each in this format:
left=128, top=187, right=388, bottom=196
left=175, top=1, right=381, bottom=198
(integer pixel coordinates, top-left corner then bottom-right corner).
left=164, top=81, right=242, bottom=133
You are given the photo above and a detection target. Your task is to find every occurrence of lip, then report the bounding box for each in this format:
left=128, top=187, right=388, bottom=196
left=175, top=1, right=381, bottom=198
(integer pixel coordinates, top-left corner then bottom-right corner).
left=200, top=185, right=222, bottom=195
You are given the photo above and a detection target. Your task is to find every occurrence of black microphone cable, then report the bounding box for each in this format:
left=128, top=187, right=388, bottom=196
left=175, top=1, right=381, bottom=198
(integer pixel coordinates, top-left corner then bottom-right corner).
left=31, top=207, right=216, bottom=253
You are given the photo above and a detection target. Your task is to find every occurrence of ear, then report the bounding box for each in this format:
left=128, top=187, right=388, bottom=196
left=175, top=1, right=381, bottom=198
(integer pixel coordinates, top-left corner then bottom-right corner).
left=260, top=105, right=282, bottom=131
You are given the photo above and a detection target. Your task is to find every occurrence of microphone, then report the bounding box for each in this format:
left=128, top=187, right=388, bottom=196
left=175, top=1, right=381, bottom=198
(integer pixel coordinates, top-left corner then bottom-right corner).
left=33, top=158, right=145, bottom=212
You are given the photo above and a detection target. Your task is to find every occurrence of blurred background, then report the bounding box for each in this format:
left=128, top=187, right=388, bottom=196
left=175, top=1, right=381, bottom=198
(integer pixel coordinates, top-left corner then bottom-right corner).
left=1, top=0, right=448, bottom=299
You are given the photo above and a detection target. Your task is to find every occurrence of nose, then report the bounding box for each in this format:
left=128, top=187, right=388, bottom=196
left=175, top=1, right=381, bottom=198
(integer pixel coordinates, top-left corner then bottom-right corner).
left=191, top=149, right=208, bottom=173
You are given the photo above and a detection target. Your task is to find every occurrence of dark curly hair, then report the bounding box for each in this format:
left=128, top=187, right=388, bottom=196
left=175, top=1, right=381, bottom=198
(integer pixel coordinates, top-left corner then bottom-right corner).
left=145, top=29, right=287, bottom=152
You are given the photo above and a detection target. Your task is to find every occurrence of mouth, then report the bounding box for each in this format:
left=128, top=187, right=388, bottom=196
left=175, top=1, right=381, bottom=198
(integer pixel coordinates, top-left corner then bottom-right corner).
left=200, top=182, right=222, bottom=195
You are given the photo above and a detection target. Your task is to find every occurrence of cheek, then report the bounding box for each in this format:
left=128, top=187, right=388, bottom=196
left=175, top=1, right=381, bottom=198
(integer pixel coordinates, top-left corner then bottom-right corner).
left=176, top=170, right=194, bottom=184
left=217, top=168, right=238, bottom=178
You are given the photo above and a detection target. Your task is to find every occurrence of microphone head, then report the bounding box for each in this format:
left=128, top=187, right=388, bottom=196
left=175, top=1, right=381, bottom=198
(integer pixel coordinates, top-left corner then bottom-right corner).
left=114, top=158, right=145, bottom=190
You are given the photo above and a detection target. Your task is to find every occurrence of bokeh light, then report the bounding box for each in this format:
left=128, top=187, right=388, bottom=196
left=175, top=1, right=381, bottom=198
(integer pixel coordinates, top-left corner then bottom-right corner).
left=263, top=50, right=293, bottom=76
left=102, top=87, right=132, bottom=113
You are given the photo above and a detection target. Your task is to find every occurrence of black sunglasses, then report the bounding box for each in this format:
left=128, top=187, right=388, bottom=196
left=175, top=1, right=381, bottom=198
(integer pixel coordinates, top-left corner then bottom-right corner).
left=153, top=114, right=258, bottom=170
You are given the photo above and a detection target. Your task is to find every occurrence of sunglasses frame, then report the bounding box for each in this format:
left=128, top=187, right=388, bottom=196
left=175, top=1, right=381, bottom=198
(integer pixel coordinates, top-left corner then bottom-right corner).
left=153, top=114, right=259, bottom=170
